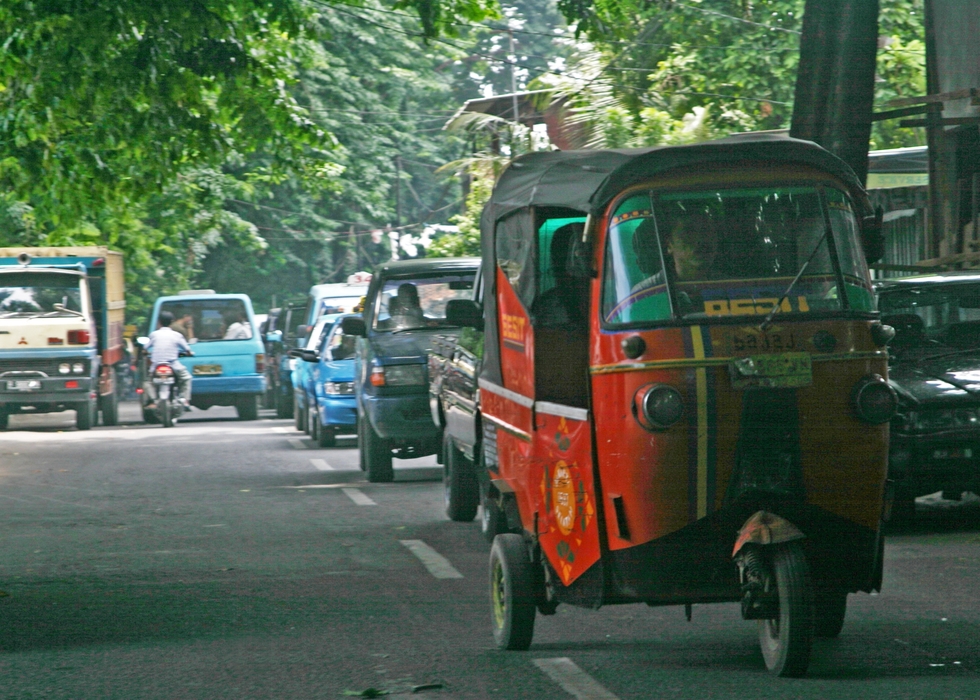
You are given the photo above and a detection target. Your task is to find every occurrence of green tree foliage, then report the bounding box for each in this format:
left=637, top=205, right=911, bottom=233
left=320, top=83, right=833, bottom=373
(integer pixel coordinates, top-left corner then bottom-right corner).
left=545, top=0, right=926, bottom=150
left=0, top=0, right=499, bottom=321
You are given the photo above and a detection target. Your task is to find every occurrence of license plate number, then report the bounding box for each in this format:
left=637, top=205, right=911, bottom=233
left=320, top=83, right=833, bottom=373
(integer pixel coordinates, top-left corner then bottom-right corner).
left=193, top=364, right=222, bottom=376
left=730, top=352, right=813, bottom=389
left=7, top=380, right=41, bottom=391
left=729, top=328, right=798, bottom=353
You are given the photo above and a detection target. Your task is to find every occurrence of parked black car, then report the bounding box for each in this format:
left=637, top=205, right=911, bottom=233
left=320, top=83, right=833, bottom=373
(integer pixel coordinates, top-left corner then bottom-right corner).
left=344, top=257, right=480, bottom=482
left=877, top=273, right=980, bottom=517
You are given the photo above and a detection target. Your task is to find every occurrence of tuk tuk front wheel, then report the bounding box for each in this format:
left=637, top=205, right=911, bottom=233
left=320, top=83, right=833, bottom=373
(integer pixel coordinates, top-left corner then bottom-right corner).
left=480, top=483, right=507, bottom=544
left=489, top=534, right=537, bottom=650
left=814, top=589, right=847, bottom=638
left=758, top=543, right=814, bottom=677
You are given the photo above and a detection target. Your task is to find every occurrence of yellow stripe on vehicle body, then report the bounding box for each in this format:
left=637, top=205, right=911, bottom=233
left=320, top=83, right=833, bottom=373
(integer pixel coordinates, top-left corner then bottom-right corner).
left=691, top=326, right=709, bottom=520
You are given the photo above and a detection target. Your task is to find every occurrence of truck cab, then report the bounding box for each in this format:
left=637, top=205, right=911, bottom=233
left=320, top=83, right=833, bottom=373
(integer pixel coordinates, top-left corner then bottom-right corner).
left=0, top=248, right=125, bottom=430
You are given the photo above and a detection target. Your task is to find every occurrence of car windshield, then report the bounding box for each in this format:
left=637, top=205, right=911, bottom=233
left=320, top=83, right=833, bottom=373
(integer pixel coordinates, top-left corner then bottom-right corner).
left=602, top=182, right=873, bottom=325
left=316, top=296, right=363, bottom=319
left=0, top=272, right=84, bottom=317
left=324, top=320, right=357, bottom=361
left=373, top=273, right=476, bottom=332
left=878, top=282, right=980, bottom=351
left=158, top=299, right=252, bottom=342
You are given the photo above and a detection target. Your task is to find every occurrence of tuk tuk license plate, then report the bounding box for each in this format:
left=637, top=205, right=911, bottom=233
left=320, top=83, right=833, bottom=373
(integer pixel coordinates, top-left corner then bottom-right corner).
left=192, top=364, right=222, bottom=376
left=729, top=352, right=812, bottom=389
left=7, top=379, right=41, bottom=391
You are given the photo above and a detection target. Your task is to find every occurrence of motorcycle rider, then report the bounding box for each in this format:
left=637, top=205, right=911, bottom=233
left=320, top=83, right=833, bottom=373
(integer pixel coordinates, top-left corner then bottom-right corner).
left=146, top=310, right=194, bottom=407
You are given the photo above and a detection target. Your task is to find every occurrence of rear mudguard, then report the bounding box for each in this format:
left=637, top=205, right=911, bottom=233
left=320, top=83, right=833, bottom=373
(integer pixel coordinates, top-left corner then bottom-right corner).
left=732, top=510, right=805, bottom=557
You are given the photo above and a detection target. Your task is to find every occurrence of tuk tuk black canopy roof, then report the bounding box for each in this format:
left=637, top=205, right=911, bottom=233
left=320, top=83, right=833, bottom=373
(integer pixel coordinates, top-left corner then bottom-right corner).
left=482, top=132, right=869, bottom=226
left=478, top=133, right=870, bottom=390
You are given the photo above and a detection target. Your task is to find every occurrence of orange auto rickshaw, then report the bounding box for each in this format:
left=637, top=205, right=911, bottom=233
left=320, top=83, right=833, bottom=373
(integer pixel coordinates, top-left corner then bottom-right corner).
left=476, top=133, right=896, bottom=677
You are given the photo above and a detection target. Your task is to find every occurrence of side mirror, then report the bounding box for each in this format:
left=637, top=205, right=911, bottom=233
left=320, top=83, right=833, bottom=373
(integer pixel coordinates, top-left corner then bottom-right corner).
left=288, top=348, right=319, bottom=363
left=341, top=316, right=366, bottom=337
left=136, top=336, right=149, bottom=347
left=862, top=206, right=885, bottom=264
left=266, top=330, right=283, bottom=344
left=446, top=299, right=483, bottom=329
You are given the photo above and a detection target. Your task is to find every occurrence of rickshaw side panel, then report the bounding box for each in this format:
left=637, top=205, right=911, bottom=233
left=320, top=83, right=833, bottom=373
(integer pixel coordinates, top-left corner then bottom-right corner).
left=590, top=327, right=712, bottom=550
left=496, top=267, right=534, bottom=398
left=535, top=411, right=602, bottom=587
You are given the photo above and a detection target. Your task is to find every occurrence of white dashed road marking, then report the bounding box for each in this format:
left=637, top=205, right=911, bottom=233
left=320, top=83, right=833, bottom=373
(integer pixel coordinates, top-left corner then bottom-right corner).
left=341, top=487, right=376, bottom=506
left=533, top=658, right=620, bottom=700
left=310, top=458, right=333, bottom=471
left=288, top=438, right=307, bottom=450
left=399, top=540, right=463, bottom=579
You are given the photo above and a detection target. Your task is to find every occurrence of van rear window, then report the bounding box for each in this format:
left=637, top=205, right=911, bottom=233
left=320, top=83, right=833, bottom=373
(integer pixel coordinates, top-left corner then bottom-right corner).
left=158, top=299, right=252, bottom=342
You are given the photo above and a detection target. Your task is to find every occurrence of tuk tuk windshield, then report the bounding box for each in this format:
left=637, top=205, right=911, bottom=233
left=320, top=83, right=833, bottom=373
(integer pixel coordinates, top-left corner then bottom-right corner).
left=602, top=184, right=873, bottom=325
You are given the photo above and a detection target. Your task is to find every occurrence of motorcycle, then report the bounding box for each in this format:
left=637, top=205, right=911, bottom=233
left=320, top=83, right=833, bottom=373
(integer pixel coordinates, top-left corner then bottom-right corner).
left=145, top=352, right=193, bottom=428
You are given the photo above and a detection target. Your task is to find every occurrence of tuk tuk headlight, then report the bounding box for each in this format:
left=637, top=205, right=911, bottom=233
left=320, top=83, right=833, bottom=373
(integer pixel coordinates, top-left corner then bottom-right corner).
left=633, top=384, right=684, bottom=431
left=853, top=374, right=897, bottom=424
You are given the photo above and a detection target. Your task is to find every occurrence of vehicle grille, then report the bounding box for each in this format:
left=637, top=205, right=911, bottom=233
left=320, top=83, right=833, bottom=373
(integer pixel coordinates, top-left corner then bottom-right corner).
left=0, top=358, right=87, bottom=378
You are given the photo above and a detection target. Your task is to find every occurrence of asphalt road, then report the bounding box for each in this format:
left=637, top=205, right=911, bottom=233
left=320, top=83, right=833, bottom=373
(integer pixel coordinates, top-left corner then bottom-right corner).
left=1, top=403, right=979, bottom=699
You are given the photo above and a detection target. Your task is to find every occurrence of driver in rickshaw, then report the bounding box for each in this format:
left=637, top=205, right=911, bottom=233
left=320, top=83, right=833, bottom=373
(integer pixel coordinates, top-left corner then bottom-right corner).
left=631, top=214, right=720, bottom=294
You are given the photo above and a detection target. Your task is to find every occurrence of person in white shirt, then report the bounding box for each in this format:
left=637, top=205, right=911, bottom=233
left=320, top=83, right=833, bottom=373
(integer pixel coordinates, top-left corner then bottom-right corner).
left=145, top=310, right=194, bottom=405
left=223, top=310, right=253, bottom=340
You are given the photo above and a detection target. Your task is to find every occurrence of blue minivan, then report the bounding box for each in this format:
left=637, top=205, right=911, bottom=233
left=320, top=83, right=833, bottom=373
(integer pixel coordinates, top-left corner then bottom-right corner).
left=141, top=292, right=266, bottom=421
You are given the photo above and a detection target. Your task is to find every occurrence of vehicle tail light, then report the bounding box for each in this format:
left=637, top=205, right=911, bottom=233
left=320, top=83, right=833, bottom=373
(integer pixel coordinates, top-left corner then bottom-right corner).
left=255, top=353, right=266, bottom=373
left=65, top=380, right=79, bottom=389
left=154, top=365, right=174, bottom=378
left=853, top=374, right=897, bottom=424
left=370, top=367, right=386, bottom=387
left=67, top=329, right=90, bottom=345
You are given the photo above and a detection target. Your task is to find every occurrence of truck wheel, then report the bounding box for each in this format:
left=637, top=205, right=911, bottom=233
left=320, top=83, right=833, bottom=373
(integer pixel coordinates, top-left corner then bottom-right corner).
left=0, top=412, right=8, bottom=430
left=76, top=400, right=94, bottom=431
left=100, top=386, right=119, bottom=427
left=758, top=543, right=814, bottom=677
left=362, top=418, right=393, bottom=483
left=236, top=395, right=259, bottom=421
left=480, top=483, right=507, bottom=543
left=444, top=434, right=478, bottom=522
left=489, top=534, right=537, bottom=650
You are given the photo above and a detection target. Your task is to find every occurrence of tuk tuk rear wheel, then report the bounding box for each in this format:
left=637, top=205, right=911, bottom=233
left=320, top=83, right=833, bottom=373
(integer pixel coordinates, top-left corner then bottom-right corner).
left=480, top=483, right=507, bottom=544
left=814, top=589, right=847, bottom=638
left=758, top=543, right=814, bottom=677
left=444, top=434, right=478, bottom=522
left=489, top=534, right=536, bottom=650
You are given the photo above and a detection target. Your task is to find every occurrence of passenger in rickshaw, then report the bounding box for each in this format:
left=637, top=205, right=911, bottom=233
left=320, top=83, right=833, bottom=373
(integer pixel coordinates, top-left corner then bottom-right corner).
left=531, top=221, right=588, bottom=328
